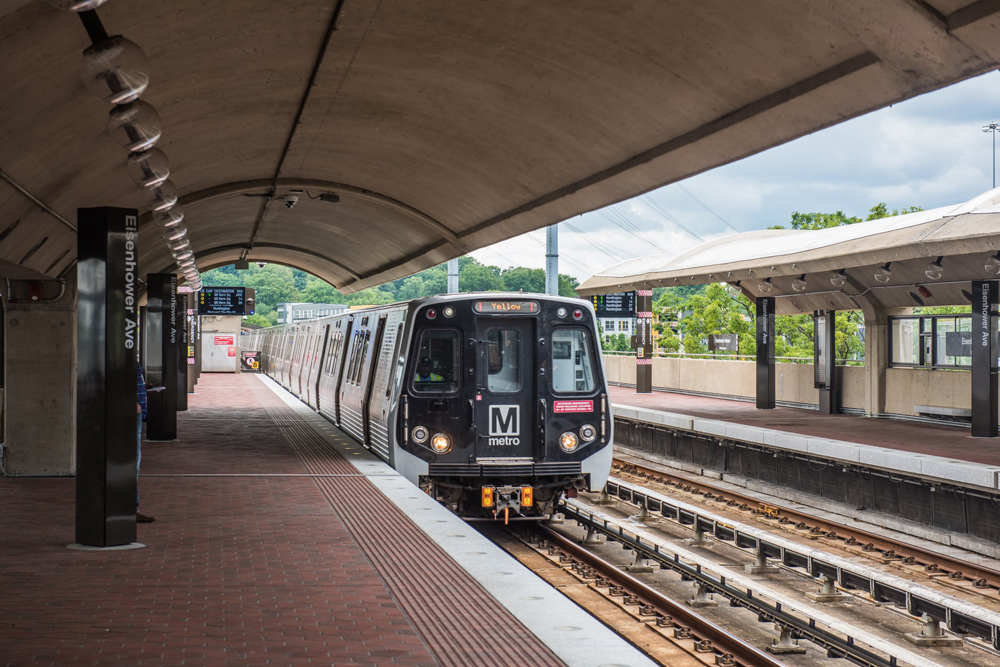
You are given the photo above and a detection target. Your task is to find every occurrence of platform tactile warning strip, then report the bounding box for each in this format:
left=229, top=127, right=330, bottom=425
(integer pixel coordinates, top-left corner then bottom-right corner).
left=0, top=372, right=563, bottom=666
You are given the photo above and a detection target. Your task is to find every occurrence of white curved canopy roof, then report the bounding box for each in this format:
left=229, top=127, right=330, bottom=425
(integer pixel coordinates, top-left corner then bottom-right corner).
left=578, top=188, right=1000, bottom=313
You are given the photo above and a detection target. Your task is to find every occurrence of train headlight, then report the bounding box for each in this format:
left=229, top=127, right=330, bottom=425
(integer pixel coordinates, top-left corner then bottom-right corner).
left=443, top=306, right=455, bottom=318
left=559, top=432, right=579, bottom=452
left=411, top=425, right=429, bottom=444
left=431, top=433, right=452, bottom=454
left=556, top=307, right=568, bottom=318
left=580, top=424, right=597, bottom=442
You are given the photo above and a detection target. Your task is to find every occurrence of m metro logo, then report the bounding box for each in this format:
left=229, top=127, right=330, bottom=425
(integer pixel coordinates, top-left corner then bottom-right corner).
left=488, top=405, right=520, bottom=446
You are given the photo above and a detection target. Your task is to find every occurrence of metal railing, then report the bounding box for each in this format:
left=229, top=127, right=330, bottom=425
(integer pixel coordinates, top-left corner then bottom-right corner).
left=602, top=351, right=864, bottom=366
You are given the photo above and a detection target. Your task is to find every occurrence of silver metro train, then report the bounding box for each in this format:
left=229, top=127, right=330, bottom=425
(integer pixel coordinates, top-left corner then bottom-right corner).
left=244, top=293, right=612, bottom=519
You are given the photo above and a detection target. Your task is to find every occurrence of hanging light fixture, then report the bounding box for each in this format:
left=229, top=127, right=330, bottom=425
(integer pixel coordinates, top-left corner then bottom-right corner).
left=155, top=206, right=184, bottom=229
left=107, top=100, right=162, bottom=152
left=874, top=263, right=892, bottom=283
left=757, top=278, right=772, bottom=293
left=144, top=180, right=179, bottom=212
left=924, top=257, right=944, bottom=281
left=161, top=225, right=187, bottom=242
left=126, top=147, right=169, bottom=187
left=986, top=252, right=1000, bottom=275
left=830, top=270, right=847, bottom=288
left=48, top=0, right=109, bottom=10
left=791, top=274, right=807, bottom=292
left=81, top=35, right=150, bottom=105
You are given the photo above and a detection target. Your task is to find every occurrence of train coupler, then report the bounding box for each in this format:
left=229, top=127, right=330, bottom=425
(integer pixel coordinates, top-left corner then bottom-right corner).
left=481, top=485, right=535, bottom=521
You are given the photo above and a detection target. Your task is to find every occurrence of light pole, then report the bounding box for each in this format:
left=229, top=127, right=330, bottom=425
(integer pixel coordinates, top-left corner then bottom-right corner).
left=984, top=122, right=1000, bottom=189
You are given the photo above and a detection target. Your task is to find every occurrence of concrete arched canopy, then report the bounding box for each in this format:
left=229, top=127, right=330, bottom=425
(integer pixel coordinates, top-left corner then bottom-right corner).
left=4, top=0, right=1000, bottom=291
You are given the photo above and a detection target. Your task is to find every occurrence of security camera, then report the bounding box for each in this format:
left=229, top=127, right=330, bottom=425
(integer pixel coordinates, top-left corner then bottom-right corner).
left=284, top=195, right=298, bottom=209
left=256, top=261, right=267, bottom=269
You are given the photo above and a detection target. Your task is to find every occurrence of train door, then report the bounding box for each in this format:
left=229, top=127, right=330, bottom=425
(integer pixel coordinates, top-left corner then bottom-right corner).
left=474, top=318, right=535, bottom=460
left=361, top=315, right=387, bottom=447
left=334, top=317, right=354, bottom=425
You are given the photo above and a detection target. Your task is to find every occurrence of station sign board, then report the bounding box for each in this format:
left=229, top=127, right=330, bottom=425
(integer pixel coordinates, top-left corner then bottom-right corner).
left=708, top=334, right=738, bottom=352
left=945, top=331, right=972, bottom=358
left=590, top=291, right=636, bottom=318
left=199, top=286, right=245, bottom=316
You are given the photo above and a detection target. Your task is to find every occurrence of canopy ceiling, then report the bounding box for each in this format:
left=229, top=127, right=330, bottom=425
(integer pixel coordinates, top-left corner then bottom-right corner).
left=3, top=0, right=1000, bottom=291
left=577, top=188, right=1000, bottom=314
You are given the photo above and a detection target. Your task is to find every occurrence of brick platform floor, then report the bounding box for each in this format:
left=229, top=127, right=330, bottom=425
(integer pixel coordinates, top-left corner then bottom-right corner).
left=610, top=385, right=1000, bottom=466
left=0, top=374, right=562, bottom=666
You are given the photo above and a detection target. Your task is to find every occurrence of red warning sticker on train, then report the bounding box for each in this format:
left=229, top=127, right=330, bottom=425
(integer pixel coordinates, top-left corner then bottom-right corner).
left=553, top=400, right=593, bottom=413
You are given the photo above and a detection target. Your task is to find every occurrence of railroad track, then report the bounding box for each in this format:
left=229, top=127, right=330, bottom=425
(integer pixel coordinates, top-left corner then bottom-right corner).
left=532, top=522, right=786, bottom=667
left=612, top=457, right=1000, bottom=592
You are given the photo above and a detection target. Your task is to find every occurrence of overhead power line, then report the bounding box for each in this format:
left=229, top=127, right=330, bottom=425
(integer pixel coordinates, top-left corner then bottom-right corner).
left=638, top=195, right=704, bottom=241
left=676, top=184, right=740, bottom=233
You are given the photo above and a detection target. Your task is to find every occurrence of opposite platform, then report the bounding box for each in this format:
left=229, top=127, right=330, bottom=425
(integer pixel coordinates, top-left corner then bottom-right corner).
left=610, top=386, right=1000, bottom=491
left=0, top=373, right=652, bottom=667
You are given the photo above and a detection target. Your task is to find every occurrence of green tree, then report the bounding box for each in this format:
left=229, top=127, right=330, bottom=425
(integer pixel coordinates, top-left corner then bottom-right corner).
left=300, top=277, right=343, bottom=304
left=460, top=261, right=504, bottom=292
left=243, top=314, right=272, bottom=328
left=866, top=203, right=923, bottom=220
left=674, top=283, right=754, bottom=356
left=501, top=267, right=545, bottom=294
left=397, top=276, right=426, bottom=300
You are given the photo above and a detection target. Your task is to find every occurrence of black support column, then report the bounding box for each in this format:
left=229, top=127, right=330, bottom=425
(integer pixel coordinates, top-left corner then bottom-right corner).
left=635, top=289, right=653, bottom=393
left=146, top=273, right=178, bottom=440
left=186, top=294, right=197, bottom=394
left=75, top=207, right=138, bottom=548
left=814, top=310, right=837, bottom=414
left=177, top=296, right=188, bottom=411
left=756, top=297, right=775, bottom=409
left=972, top=280, right=998, bottom=438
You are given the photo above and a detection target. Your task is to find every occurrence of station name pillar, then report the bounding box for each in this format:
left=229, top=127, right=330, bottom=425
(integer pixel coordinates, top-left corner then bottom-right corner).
left=756, top=297, right=775, bottom=409
left=814, top=310, right=837, bottom=414
left=176, top=294, right=188, bottom=411
left=75, top=206, right=138, bottom=547
left=145, top=273, right=178, bottom=440
left=186, top=294, right=197, bottom=393
left=972, top=280, right=998, bottom=438
left=635, top=289, right=653, bottom=393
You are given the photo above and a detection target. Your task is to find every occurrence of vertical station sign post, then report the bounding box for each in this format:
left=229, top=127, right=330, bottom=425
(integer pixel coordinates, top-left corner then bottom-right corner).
left=972, top=280, right=998, bottom=437
left=146, top=274, right=178, bottom=440
left=814, top=310, right=837, bottom=414
left=176, top=291, right=188, bottom=411
left=756, top=297, right=775, bottom=409
left=75, top=207, right=139, bottom=548
left=635, top=290, right=653, bottom=393
left=186, top=293, right=197, bottom=393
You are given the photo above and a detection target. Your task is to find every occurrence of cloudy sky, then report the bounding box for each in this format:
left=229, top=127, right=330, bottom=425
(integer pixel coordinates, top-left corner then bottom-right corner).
left=471, top=70, right=1000, bottom=282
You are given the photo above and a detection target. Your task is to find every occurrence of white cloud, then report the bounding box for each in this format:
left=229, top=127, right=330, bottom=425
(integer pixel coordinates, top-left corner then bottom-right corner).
left=474, top=71, right=1000, bottom=282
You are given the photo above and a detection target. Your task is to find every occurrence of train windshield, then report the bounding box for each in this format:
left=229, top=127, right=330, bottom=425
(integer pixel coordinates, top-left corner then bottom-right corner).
left=551, top=328, right=596, bottom=393
left=412, top=329, right=460, bottom=394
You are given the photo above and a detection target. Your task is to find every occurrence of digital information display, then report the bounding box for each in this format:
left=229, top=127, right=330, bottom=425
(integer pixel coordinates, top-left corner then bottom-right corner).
left=473, top=300, right=540, bottom=314
left=199, top=287, right=245, bottom=315
left=591, top=291, right=635, bottom=318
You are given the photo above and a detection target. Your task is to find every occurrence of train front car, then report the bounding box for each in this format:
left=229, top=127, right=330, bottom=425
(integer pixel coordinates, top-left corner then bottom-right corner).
left=394, top=294, right=612, bottom=520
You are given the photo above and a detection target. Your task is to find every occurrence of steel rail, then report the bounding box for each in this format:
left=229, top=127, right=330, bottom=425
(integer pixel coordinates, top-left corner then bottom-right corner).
left=553, top=503, right=901, bottom=667
left=600, top=472, right=1000, bottom=652
left=615, top=458, right=1000, bottom=590
left=536, top=523, right=785, bottom=667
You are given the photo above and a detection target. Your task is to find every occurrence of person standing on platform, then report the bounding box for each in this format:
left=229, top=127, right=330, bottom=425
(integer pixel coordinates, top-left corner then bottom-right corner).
left=136, top=363, right=155, bottom=523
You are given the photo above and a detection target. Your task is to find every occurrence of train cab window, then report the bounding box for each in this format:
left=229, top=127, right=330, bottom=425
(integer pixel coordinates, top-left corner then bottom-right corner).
left=411, top=329, right=459, bottom=393
left=486, top=329, right=520, bottom=393
left=551, top=328, right=596, bottom=393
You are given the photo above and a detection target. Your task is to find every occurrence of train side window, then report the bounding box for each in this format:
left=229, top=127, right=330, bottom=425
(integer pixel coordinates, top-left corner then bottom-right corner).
left=357, top=330, right=372, bottom=384
left=551, top=328, right=596, bottom=393
left=486, top=329, right=520, bottom=393
left=411, top=329, right=459, bottom=394
left=348, top=332, right=362, bottom=384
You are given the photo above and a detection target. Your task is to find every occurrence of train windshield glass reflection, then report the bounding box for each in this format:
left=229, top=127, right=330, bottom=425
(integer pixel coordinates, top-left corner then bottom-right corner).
left=551, top=328, right=596, bottom=393
left=487, top=329, right=521, bottom=393
left=412, top=329, right=459, bottom=393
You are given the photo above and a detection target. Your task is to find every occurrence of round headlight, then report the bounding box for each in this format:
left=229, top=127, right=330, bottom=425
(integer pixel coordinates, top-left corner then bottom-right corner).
left=431, top=433, right=452, bottom=454
left=559, top=432, right=579, bottom=452
left=556, top=307, right=568, bottom=318
left=411, top=425, right=429, bottom=444
left=580, top=424, right=597, bottom=442
left=443, top=306, right=455, bottom=318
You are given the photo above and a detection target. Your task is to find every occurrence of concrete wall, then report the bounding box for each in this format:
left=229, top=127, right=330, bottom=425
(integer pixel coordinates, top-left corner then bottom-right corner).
left=602, top=355, right=949, bottom=416
left=4, top=278, right=76, bottom=475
